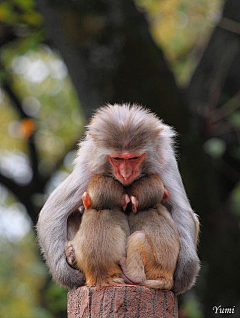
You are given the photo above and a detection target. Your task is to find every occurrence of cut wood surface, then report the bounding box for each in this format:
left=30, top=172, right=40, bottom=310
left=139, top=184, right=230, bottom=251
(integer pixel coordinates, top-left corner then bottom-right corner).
left=68, top=285, right=178, bottom=318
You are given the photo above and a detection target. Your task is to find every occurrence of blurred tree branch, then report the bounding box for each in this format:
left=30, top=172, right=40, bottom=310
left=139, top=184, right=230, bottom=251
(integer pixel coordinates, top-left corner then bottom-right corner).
left=35, top=0, right=190, bottom=133
left=1, top=69, right=79, bottom=222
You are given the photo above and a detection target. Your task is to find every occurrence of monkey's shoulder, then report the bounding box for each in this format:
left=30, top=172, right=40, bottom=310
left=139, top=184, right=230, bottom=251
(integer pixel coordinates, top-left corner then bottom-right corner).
left=129, top=205, right=176, bottom=230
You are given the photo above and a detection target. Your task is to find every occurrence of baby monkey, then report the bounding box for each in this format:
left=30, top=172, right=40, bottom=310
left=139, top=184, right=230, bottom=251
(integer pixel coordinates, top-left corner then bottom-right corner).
left=65, top=174, right=130, bottom=286
left=121, top=174, right=180, bottom=290
left=66, top=174, right=180, bottom=290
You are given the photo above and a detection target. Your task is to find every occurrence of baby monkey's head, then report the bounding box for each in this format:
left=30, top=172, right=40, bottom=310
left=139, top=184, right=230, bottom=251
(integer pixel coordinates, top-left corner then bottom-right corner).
left=86, top=174, right=127, bottom=210
left=127, top=174, right=165, bottom=211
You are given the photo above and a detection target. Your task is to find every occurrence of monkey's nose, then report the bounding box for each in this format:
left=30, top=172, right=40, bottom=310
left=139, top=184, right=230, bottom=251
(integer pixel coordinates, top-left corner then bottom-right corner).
left=120, top=167, right=132, bottom=179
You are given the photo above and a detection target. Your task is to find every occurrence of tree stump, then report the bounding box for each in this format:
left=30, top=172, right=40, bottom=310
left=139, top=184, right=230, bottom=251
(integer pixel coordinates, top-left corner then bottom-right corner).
left=68, top=285, right=178, bottom=318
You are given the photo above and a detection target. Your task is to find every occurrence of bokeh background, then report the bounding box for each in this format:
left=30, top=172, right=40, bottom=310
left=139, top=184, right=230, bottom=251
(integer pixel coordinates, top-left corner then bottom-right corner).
left=1, top=0, right=240, bottom=317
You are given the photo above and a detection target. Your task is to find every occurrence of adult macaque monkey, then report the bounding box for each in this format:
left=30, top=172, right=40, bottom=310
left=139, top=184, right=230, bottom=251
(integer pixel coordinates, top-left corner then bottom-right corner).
left=37, top=104, right=200, bottom=293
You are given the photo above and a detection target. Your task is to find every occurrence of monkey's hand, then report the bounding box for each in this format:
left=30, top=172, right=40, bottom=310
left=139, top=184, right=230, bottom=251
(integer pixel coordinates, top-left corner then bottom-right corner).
left=65, top=242, right=78, bottom=270
left=130, top=196, right=138, bottom=213
left=82, top=192, right=92, bottom=209
left=78, top=204, right=85, bottom=215
left=122, top=194, right=130, bottom=211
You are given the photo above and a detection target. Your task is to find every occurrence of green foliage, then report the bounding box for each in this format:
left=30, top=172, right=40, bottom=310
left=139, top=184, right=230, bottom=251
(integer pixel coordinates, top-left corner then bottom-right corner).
left=0, top=0, right=42, bottom=26
left=180, top=294, right=203, bottom=318
left=231, top=183, right=240, bottom=217
left=0, top=233, right=50, bottom=318
left=203, top=138, right=226, bottom=158
left=1, top=43, right=84, bottom=166
left=0, top=1, right=83, bottom=316
left=135, top=0, right=223, bottom=84
left=229, top=112, right=240, bottom=129
left=45, top=283, right=67, bottom=313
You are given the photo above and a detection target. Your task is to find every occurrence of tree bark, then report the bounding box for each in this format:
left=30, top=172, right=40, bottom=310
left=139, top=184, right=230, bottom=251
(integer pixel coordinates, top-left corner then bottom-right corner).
left=68, top=286, right=177, bottom=318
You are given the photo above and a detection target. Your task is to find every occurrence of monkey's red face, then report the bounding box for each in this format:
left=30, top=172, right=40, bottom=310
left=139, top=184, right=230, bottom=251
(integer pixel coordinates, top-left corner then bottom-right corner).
left=107, top=152, right=146, bottom=185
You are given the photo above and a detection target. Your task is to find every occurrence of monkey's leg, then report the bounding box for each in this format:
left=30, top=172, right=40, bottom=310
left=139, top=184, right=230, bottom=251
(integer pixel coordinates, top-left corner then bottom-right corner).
left=122, top=231, right=174, bottom=289
left=143, top=278, right=173, bottom=290
left=120, top=231, right=149, bottom=284
left=65, top=242, right=78, bottom=270
left=111, top=277, right=126, bottom=284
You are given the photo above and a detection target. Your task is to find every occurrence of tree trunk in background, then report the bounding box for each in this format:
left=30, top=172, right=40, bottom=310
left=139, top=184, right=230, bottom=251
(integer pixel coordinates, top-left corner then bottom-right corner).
left=35, top=0, right=189, bottom=133
left=187, top=0, right=240, bottom=196
left=187, top=0, right=240, bottom=316
left=68, top=286, right=178, bottom=318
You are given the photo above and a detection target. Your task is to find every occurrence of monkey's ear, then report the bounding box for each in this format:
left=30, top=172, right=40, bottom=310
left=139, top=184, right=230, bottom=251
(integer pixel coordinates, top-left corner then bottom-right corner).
left=162, top=188, right=170, bottom=202
left=82, top=192, right=92, bottom=209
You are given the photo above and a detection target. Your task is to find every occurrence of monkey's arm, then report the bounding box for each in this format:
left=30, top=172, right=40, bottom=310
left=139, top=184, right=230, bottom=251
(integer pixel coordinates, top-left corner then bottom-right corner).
left=37, top=164, right=91, bottom=289
left=160, top=148, right=200, bottom=294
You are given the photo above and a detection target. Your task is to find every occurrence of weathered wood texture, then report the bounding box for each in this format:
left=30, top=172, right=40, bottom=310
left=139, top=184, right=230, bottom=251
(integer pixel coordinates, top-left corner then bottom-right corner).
left=68, top=285, right=178, bottom=318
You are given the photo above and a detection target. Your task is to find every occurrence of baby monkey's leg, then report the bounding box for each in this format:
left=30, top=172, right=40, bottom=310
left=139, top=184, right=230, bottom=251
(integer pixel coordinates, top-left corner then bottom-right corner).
left=64, top=191, right=90, bottom=269
left=120, top=230, right=173, bottom=289
left=120, top=231, right=148, bottom=284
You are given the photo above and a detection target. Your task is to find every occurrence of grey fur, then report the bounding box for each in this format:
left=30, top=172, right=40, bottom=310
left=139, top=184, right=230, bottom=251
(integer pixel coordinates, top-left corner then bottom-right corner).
left=37, top=104, right=199, bottom=292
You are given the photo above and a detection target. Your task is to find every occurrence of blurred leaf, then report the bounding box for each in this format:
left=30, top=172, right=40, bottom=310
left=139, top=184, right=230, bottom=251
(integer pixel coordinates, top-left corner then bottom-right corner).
left=45, top=283, right=67, bottom=312
left=0, top=3, right=18, bottom=24
left=231, top=183, right=240, bottom=217
left=14, top=0, right=34, bottom=11
left=203, top=138, right=226, bottom=158
left=229, top=112, right=240, bottom=129
left=19, top=118, right=36, bottom=138
left=22, top=11, right=43, bottom=26
left=135, top=0, right=222, bottom=84
left=0, top=233, right=52, bottom=318
left=180, top=295, right=203, bottom=318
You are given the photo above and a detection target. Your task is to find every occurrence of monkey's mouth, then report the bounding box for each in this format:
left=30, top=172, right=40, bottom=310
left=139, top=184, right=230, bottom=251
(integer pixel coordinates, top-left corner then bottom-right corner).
left=115, top=173, right=138, bottom=186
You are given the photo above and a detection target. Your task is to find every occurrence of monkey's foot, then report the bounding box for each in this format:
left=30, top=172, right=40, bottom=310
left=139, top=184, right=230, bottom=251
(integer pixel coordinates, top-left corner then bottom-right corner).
left=119, top=257, right=142, bottom=284
left=122, top=194, right=130, bottom=211
left=65, top=242, right=78, bottom=270
left=111, top=277, right=125, bottom=284
left=130, top=196, right=138, bottom=213
left=143, top=279, right=173, bottom=290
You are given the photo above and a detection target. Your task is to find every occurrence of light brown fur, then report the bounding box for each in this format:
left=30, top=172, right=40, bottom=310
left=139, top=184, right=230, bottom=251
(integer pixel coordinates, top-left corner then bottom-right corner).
left=66, top=175, right=129, bottom=287
left=121, top=175, right=180, bottom=290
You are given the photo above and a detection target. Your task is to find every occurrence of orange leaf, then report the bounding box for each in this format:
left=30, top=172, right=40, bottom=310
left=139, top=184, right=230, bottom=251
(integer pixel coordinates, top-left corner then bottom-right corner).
left=19, top=118, right=36, bottom=139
